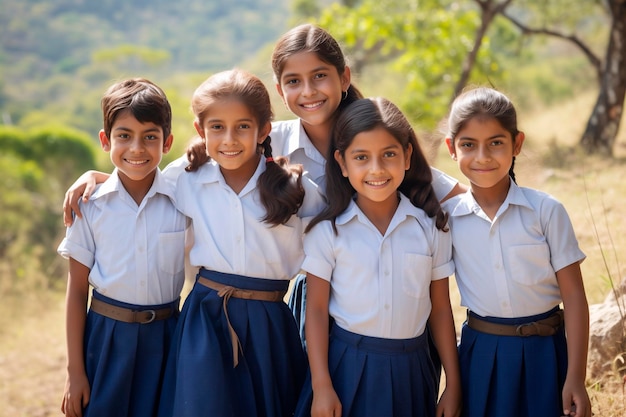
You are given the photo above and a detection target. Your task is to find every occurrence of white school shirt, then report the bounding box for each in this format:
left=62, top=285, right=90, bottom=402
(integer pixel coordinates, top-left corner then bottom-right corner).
left=57, top=169, right=188, bottom=305
left=302, top=193, right=455, bottom=339
left=442, top=181, right=586, bottom=318
left=175, top=156, right=326, bottom=280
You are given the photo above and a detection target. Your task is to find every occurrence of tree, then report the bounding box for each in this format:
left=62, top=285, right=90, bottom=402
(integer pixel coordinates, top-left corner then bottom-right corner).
left=500, top=0, right=626, bottom=156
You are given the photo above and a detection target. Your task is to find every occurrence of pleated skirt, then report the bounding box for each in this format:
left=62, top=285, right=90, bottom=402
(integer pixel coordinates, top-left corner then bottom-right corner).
left=288, top=272, right=307, bottom=349
left=458, top=307, right=568, bottom=417
left=158, top=269, right=307, bottom=417
left=295, top=323, right=438, bottom=417
left=83, top=290, right=179, bottom=417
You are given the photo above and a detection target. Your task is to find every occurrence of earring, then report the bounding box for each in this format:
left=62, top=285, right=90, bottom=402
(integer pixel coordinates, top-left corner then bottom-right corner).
left=342, top=90, right=348, bottom=101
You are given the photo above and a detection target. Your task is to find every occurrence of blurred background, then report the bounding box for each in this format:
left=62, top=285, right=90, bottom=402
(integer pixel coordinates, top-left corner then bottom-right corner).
left=1, top=0, right=624, bottom=415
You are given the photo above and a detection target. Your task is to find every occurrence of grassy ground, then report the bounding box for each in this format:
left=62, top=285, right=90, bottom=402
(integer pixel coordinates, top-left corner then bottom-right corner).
left=1, top=91, right=624, bottom=416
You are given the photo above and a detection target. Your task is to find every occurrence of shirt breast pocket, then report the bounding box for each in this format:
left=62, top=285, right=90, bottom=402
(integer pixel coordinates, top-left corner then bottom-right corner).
left=402, top=253, right=433, bottom=299
left=158, top=231, right=186, bottom=275
left=507, top=243, right=554, bottom=286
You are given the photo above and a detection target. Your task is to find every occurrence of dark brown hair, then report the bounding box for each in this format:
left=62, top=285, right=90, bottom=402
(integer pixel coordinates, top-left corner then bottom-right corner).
left=447, top=87, right=519, bottom=183
left=307, top=97, right=448, bottom=233
left=271, top=24, right=363, bottom=114
left=101, top=78, right=172, bottom=139
left=187, top=69, right=304, bottom=225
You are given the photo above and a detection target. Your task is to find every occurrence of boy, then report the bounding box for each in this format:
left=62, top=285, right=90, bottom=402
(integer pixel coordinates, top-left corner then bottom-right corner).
left=57, top=78, right=187, bottom=417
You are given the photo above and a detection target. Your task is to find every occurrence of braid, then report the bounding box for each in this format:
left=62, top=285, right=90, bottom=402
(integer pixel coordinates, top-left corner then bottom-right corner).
left=257, top=136, right=305, bottom=225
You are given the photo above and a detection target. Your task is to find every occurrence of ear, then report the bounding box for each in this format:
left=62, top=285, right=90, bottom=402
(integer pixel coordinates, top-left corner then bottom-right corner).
left=275, top=83, right=285, bottom=101
left=404, top=143, right=413, bottom=170
left=258, top=121, right=272, bottom=144
left=513, top=131, right=525, bottom=156
left=445, top=137, right=457, bottom=160
left=341, top=66, right=352, bottom=94
left=334, top=149, right=348, bottom=177
left=162, top=134, right=174, bottom=154
left=193, top=120, right=205, bottom=138
left=99, top=130, right=111, bottom=152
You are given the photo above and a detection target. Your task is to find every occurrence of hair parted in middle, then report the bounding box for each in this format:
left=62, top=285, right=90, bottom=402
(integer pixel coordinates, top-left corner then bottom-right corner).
left=186, top=68, right=305, bottom=225
left=307, top=97, right=448, bottom=234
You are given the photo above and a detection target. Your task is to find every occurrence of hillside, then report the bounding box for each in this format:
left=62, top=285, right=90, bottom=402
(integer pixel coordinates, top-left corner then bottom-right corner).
left=0, top=0, right=290, bottom=135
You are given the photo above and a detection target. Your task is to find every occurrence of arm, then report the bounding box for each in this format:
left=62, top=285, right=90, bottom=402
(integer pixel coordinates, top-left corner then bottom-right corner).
left=440, top=183, right=468, bottom=203
left=61, top=258, right=91, bottom=417
left=557, top=262, right=591, bottom=417
left=63, top=171, right=110, bottom=227
left=429, top=278, right=462, bottom=417
left=305, top=273, right=342, bottom=417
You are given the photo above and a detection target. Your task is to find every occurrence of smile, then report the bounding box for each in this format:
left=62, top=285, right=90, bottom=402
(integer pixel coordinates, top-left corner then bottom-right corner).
left=300, top=100, right=324, bottom=110
left=125, top=159, right=149, bottom=165
left=220, top=151, right=242, bottom=156
left=366, top=179, right=390, bottom=186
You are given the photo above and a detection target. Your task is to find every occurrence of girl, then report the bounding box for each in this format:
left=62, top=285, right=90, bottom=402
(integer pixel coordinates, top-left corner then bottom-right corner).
left=443, top=87, right=591, bottom=417
left=296, top=97, right=462, bottom=417
left=61, top=24, right=463, bottom=342
left=157, top=69, right=326, bottom=417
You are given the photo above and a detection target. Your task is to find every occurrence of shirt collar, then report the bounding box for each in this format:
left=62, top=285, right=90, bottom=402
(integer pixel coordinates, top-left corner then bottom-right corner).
left=335, top=193, right=422, bottom=227
left=446, top=178, right=533, bottom=217
left=91, top=168, right=176, bottom=203
left=192, top=156, right=265, bottom=196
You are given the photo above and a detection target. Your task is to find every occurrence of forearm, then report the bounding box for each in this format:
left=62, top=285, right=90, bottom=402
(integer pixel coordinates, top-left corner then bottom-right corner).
left=429, top=279, right=461, bottom=387
left=304, top=275, right=333, bottom=391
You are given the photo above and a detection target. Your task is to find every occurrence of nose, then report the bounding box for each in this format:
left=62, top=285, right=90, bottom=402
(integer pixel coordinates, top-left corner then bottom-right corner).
left=129, top=137, right=144, bottom=153
left=476, top=144, right=492, bottom=162
left=222, top=129, right=237, bottom=145
left=370, top=156, right=385, bottom=173
left=301, top=80, right=317, bottom=97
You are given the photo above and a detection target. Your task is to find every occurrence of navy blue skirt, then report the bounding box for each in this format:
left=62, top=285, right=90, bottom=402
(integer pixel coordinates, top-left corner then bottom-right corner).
left=158, top=269, right=307, bottom=417
left=83, top=291, right=179, bottom=417
left=288, top=272, right=307, bottom=348
left=459, top=308, right=568, bottom=417
left=295, top=323, right=438, bottom=417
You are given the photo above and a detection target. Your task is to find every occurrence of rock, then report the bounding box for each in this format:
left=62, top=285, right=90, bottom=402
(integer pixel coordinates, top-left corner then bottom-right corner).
left=587, top=281, right=626, bottom=380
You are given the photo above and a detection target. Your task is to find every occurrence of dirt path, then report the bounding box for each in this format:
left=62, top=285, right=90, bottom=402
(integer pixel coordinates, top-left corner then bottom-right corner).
left=0, top=293, right=66, bottom=417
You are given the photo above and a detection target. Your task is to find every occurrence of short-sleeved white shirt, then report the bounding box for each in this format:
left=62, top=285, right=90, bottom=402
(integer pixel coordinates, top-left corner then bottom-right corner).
left=175, top=156, right=326, bottom=280
left=166, top=118, right=459, bottom=200
left=57, top=169, right=188, bottom=305
left=302, top=193, right=454, bottom=339
left=442, top=181, right=586, bottom=318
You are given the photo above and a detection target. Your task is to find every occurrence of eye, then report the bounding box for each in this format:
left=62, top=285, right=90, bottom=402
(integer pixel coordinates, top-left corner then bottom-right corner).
left=117, top=133, right=130, bottom=140
left=354, top=154, right=367, bottom=161
left=209, top=124, right=223, bottom=130
left=284, top=78, right=299, bottom=86
left=459, top=141, right=473, bottom=148
left=383, top=151, right=397, bottom=158
left=145, top=135, right=158, bottom=141
left=490, top=139, right=504, bottom=146
left=238, top=123, right=251, bottom=129
left=313, top=73, right=327, bottom=80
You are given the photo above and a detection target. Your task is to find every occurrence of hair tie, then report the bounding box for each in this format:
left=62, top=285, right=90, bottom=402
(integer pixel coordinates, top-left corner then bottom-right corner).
left=266, top=157, right=274, bottom=163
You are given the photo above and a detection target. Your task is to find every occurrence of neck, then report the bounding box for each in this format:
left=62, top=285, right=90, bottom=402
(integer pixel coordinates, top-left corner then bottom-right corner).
left=355, top=192, right=400, bottom=236
left=301, top=120, right=332, bottom=157
left=117, top=171, right=156, bottom=206
left=470, top=176, right=511, bottom=219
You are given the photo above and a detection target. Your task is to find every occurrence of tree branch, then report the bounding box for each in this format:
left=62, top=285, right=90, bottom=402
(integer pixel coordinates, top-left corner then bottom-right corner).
left=500, top=11, right=603, bottom=81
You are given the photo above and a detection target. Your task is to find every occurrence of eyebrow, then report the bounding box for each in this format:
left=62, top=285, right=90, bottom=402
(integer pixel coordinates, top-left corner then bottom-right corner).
left=458, top=133, right=507, bottom=141
left=206, top=118, right=255, bottom=123
left=113, top=126, right=161, bottom=133
left=348, top=144, right=401, bottom=154
left=281, top=65, right=332, bottom=79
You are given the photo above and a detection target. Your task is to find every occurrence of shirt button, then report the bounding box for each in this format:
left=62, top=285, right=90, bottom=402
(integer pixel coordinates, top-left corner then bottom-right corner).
left=384, top=304, right=390, bottom=310
left=384, top=271, right=390, bottom=276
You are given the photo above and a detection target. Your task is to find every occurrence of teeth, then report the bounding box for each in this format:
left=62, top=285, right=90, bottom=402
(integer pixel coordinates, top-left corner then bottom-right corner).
left=221, top=151, right=240, bottom=156
left=302, top=101, right=323, bottom=109
left=127, top=160, right=148, bottom=165
left=367, top=180, right=388, bottom=186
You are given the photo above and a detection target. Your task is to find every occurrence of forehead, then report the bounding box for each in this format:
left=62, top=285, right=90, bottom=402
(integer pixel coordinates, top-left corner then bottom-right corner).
left=280, top=51, right=336, bottom=77
left=111, top=110, right=161, bottom=131
left=347, top=127, right=401, bottom=151
left=457, top=117, right=509, bottom=139
left=203, top=98, right=256, bottom=122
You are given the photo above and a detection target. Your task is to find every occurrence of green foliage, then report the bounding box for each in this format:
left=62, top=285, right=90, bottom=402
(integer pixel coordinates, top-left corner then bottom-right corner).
left=0, top=125, right=100, bottom=293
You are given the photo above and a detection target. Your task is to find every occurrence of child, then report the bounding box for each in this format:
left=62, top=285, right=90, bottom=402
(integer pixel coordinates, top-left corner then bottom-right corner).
left=295, top=97, right=462, bottom=417
left=60, top=24, right=464, bottom=342
left=443, top=87, right=591, bottom=417
left=157, top=69, right=327, bottom=417
left=57, top=78, right=187, bottom=417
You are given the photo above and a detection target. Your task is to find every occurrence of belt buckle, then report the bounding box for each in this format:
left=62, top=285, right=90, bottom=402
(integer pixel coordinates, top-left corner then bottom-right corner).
left=138, top=309, right=156, bottom=324
left=515, top=322, right=538, bottom=336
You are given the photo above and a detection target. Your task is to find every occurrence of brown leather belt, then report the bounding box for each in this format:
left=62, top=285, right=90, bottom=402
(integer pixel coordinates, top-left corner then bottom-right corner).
left=197, top=276, right=287, bottom=367
left=467, top=310, right=564, bottom=337
left=89, top=296, right=178, bottom=324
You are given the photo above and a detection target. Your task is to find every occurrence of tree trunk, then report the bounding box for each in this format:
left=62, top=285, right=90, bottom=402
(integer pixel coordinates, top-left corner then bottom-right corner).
left=580, top=0, right=626, bottom=156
